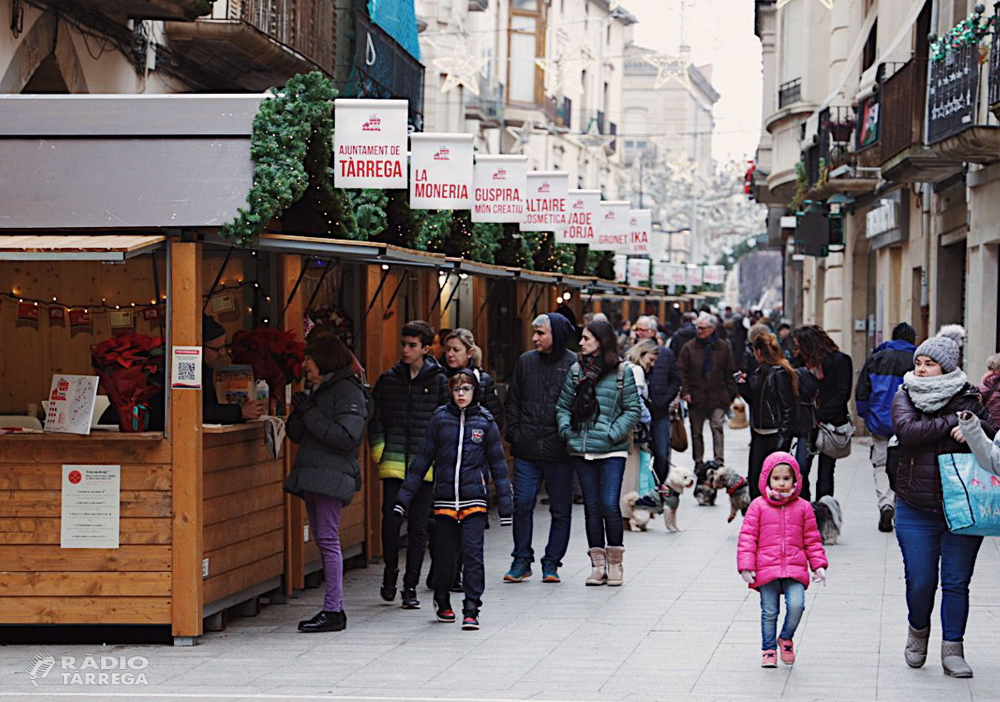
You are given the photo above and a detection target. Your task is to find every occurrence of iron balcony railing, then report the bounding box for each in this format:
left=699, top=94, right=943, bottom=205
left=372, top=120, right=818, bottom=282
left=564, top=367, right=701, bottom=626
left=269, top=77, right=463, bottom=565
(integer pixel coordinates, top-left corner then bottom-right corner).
left=466, top=81, right=504, bottom=122
left=927, top=42, right=981, bottom=144
left=778, top=78, right=801, bottom=108
left=224, top=0, right=335, bottom=76
left=880, top=58, right=927, bottom=162
left=989, top=1, right=1000, bottom=109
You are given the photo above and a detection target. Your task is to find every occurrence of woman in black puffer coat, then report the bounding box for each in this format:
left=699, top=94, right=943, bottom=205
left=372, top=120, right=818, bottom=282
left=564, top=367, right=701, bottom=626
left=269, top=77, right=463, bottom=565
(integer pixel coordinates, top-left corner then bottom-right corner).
left=892, top=332, right=995, bottom=678
left=394, top=369, right=513, bottom=629
left=285, top=335, right=370, bottom=633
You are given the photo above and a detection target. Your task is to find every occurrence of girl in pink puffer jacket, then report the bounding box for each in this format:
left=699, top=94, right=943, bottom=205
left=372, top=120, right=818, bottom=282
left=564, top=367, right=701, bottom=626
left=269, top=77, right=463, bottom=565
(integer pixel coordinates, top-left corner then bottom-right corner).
left=737, top=452, right=829, bottom=668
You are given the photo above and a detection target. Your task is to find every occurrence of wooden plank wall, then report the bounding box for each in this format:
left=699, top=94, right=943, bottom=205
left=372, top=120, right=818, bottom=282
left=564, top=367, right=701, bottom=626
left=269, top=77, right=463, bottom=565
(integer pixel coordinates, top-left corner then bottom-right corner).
left=0, top=437, right=173, bottom=624
left=202, top=427, right=284, bottom=606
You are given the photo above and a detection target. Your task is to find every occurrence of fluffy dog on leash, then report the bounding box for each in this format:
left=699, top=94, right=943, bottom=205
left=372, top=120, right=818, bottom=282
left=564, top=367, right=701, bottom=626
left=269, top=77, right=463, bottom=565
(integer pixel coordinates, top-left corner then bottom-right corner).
left=812, top=495, right=843, bottom=545
left=693, top=460, right=719, bottom=506
left=624, top=466, right=695, bottom=532
left=712, top=468, right=751, bottom=523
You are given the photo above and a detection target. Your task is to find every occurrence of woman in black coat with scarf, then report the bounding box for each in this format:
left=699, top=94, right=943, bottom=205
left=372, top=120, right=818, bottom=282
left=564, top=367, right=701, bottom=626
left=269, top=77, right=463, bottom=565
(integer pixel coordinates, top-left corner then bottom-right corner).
left=792, top=325, right=853, bottom=500
left=285, top=335, right=369, bottom=633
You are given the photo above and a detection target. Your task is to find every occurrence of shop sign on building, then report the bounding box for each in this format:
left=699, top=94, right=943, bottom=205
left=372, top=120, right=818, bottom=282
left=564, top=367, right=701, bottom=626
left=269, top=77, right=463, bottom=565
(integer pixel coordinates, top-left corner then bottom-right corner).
left=865, top=189, right=908, bottom=250
left=334, top=99, right=409, bottom=188
left=472, top=155, right=527, bottom=223
left=409, top=133, right=473, bottom=209
left=521, top=172, right=569, bottom=232
left=559, top=189, right=600, bottom=244
left=592, top=201, right=631, bottom=252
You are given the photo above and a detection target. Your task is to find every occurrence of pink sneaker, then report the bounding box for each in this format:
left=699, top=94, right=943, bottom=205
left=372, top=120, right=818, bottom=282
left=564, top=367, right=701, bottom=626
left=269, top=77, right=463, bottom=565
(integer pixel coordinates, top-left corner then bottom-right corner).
left=761, top=650, right=777, bottom=668
left=778, top=637, right=795, bottom=664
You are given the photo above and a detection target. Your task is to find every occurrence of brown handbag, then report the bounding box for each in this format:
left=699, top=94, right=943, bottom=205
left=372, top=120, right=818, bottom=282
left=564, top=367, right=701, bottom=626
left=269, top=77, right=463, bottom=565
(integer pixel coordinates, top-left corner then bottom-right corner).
left=670, top=405, right=688, bottom=452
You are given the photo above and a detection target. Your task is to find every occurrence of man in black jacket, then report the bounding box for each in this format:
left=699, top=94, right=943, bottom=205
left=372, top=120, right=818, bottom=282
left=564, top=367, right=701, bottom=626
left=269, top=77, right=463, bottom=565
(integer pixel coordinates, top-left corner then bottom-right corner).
left=504, top=312, right=577, bottom=584
left=369, top=320, right=449, bottom=609
left=202, top=315, right=265, bottom=425
left=647, top=342, right=683, bottom=483
left=669, top=312, right=697, bottom=358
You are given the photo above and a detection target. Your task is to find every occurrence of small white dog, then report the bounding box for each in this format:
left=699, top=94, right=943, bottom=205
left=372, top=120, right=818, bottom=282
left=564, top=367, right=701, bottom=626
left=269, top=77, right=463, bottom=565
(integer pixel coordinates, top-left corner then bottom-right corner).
left=623, top=466, right=696, bottom=532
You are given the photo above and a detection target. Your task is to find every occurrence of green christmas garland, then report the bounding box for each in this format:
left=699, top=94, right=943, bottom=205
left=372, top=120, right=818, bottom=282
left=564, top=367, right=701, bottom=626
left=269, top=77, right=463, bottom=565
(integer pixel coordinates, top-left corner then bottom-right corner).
left=931, top=9, right=996, bottom=61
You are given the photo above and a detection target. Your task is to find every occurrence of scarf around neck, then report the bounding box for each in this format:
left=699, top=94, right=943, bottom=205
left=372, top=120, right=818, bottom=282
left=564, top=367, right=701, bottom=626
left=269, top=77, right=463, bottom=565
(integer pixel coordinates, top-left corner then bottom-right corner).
left=766, top=486, right=797, bottom=504
left=903, top=369, right=968, bottom=413
left=571, top=355, right=607, bottom=430
left=697, top=333, right=717, bottom=379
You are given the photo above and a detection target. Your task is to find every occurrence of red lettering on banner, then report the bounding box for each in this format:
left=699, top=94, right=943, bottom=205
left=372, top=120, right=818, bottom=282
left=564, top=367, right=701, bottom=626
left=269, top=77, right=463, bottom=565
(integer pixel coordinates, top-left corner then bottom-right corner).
left=415, top=169, right=428, bottom=181
left=474, top=187, right=519, bottom=202
left=415, top=183, right=469, bottom=199
left=338, top=159, right=404, bottom=178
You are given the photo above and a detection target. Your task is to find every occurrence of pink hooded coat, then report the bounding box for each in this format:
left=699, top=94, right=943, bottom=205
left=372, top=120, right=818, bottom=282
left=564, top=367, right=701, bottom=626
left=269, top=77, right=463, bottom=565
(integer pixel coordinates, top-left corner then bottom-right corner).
left=736, top=452, right=829, bottom=590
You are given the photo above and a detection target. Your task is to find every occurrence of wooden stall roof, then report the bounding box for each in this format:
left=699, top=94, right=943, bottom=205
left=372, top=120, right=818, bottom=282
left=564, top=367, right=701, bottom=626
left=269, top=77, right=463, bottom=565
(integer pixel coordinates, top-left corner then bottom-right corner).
left=0, top=234, right=166, bottom=261
left=246, top=234, right=446, bottom=268
left=444, top=258, right=516, bottom=278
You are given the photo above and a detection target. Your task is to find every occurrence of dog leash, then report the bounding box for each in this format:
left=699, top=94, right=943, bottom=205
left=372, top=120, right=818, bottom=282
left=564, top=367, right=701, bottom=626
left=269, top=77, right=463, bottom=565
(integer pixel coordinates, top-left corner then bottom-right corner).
left=726, top=475, right=748, bottom=495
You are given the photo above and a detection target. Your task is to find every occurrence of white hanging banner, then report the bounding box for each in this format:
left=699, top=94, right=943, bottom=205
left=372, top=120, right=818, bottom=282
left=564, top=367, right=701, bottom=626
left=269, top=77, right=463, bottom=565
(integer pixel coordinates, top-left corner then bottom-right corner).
left=628, top=209, right=652, bottom=255
left=686, top=264, right=704, bottom=287
left=521, top=171, right=569, bottom=232
left=472, top=155, right=528, bottom=222
left=592, top=201, right=631, bottom=252
left=670, top=263, right=687, bottom=286
left=653, top=261, right=672, bottom=287
left=703, top=265, right=727, bottom=285
left=560, top=189, right=600, bottom=244
left=614, top=254, right=628, bottom=283
left=409, top=133, right=474, bottom=209
left=334, top=99, right=408, bottom=188
left=627, top=258, right=651, bottom=286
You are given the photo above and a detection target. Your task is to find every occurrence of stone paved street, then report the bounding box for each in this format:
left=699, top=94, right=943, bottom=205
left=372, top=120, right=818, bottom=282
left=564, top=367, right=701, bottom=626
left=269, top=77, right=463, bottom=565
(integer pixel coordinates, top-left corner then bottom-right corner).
left=3, top=425, right=1000, bottom=702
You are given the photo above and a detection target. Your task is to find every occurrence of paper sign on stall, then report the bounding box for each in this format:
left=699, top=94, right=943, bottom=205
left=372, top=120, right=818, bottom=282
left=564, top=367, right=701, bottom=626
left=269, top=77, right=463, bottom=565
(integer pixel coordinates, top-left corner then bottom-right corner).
left=521, top=172, right=569, bottom=232
left=44, top=375, right=98, bottom=435
left=628, top=210, right=652, bottom=255
left=472, top=155, right=528, bottom=222
left=61, top=465, right=120, bottom=549
left=171, top=346, right=203, bottom=390
left=409, top=133, right=474, bottom=209
left=614, top=254, right=628, bottom=283
left=627, top=258, right=651, bottom=286
left=334, top=99, right=408, bottom=188
left=593, top=201, right=631, bottom=252
left=559, top=189, right=600, bottom=244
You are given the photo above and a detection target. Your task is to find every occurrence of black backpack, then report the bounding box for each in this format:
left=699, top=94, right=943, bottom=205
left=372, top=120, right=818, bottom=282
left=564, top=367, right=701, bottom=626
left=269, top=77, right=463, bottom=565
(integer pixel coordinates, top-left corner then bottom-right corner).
left=790, top=367, right=819, bottom=437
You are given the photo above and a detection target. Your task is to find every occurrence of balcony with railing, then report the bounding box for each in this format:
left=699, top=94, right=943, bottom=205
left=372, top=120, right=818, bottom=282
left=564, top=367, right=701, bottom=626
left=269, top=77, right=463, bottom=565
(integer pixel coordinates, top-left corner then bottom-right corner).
left=63, top=0, right=211, bottom=21
left=466, top=81, right=505, bottom=126
left=778, top=78, right=801, bottom=109
left=926, top=39, right=1000, bottom=162
left=165, top=0, right=337, bottom=91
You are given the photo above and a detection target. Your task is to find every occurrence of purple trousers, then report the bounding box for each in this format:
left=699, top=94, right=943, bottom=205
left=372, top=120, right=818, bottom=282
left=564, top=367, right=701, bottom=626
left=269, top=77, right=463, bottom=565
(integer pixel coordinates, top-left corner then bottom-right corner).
left=303, top=491, right=345, bottom=612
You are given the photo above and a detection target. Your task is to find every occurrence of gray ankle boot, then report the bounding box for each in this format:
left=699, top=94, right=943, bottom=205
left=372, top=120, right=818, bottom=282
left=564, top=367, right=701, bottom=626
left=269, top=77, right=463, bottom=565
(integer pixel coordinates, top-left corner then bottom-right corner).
left=941, top=640, right=973, bottom=678
left=905, top=625, right=930, bottom=668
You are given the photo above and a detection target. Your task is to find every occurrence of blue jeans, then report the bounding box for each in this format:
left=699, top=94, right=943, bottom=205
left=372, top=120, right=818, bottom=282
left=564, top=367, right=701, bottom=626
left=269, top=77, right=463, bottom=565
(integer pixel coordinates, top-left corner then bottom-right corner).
left=895, top=499, right=984, bottom=641
left=650, top=415, right=673, bottom=484
left=759, top=578, right=806, bottom=650
left=575, top=456, right=626, bottom=548
left=511, top=458, right=573, bottom=568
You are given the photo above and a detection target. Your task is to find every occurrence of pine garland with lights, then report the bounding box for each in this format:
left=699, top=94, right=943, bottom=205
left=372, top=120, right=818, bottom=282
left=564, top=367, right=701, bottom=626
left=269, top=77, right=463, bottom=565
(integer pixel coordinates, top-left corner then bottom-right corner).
left=349, top=189, right=389, bottom=241
left=931, top=8, right=996, bottom=61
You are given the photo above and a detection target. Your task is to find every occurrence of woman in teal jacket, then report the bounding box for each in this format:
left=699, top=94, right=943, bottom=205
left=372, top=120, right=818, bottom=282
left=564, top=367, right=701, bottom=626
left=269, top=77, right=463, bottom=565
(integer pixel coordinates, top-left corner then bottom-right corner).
left=556, top=320, right=641, bottom=587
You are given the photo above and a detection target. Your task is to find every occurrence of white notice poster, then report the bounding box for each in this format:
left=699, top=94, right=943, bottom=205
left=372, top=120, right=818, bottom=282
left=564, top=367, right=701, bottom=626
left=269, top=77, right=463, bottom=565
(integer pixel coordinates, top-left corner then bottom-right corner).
left=171, top=346, right=203, bottom=390
left=628, top=209, right=652, bottom=255
left=61, top=465, right=120, bottom=549
left=44, top=375, right=99, bottom=435
left=521, top=172, right=569, bottom=232
left=559, top=189, right=600, bottom=244
left=472, top=155, right=528, bottom=222
left=627, top=258, right=651, bottom=286
left=334, top=98, right=409, bottom=188
left=592, top=201, right=631, bottom=252
left=614, top=254, right=628, bottom=283
left=409, top=133, right=474, bottom=209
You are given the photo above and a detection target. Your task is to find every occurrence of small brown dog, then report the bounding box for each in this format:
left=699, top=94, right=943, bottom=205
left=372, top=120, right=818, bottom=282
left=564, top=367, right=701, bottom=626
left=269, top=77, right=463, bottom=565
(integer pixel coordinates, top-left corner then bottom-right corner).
left=712, top=468, right=751, bottom=523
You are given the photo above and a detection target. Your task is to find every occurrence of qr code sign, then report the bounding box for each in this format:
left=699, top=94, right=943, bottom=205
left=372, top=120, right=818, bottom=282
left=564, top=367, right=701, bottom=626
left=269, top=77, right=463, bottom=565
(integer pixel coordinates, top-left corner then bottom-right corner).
left=172, top=347, right=202, bottom=389
left=177, top=362, right=197, bottom=382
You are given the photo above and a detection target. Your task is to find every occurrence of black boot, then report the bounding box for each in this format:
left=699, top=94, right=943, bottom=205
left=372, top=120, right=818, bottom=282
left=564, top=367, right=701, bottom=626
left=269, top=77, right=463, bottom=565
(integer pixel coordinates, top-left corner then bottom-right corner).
left=461, top=600, right=480, bottom=631
left=434, top=594, right=455, bottom=623
left=401, top=587, right=420, bottom=609
left=298, top=610, right=346, bottom=633
left=380, top=568, right=398, bottom=602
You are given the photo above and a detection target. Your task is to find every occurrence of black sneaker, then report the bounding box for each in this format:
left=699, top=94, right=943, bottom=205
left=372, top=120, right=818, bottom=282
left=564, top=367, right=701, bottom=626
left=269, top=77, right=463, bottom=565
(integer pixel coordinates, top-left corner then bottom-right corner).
left=298, top=610, right=346, bottom=633
left=461, top=610, right=479, bottom=630
left=434, top=597, right=455, bottom=623
left=380, top=568, right=398, bottom=603
left=449, top=572, right=464, bottom=593
left=401, top=587, right=420, bottom=609
left=878, top=505, right=895, bottom=533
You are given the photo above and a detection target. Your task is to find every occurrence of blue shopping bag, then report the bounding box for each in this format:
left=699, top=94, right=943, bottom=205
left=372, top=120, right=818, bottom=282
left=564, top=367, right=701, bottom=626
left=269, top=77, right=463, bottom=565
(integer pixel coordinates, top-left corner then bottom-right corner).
left=938, top=453, right=1000, bottom=537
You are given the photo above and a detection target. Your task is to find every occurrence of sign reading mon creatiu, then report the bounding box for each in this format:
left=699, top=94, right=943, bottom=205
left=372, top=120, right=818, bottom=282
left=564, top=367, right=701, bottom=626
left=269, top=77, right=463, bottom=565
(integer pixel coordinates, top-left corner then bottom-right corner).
left=334, top=99, right=408, bottom=188
left=472, top=155, right=527, bottom=223
left=559, top=189, right=600, bottom=245
left=521, top=172, right=569, bottom=232
left=409, top=133, right=473, bottom=209
left=592, top=201, right=631, bottom=252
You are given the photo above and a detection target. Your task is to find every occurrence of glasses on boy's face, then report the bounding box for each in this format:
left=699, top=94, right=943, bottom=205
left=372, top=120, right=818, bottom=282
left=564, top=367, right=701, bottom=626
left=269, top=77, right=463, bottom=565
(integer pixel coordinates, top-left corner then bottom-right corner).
left=452, top=385, right=475, bottom=395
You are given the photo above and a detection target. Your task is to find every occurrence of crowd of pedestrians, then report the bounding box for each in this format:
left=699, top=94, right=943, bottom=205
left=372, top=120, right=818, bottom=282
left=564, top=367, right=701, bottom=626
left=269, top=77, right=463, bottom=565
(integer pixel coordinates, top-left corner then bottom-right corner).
left=277, top=305, right=1000, bottom=678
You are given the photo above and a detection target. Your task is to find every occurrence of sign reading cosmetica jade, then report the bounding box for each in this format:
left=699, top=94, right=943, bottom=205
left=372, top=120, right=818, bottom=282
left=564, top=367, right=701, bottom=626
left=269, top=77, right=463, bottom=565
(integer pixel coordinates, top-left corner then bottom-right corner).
left=334, top=99, right=408, bottom=188
left=560, top=189, right=600, bottom=244
left=521, top=172, right=569, bottom=232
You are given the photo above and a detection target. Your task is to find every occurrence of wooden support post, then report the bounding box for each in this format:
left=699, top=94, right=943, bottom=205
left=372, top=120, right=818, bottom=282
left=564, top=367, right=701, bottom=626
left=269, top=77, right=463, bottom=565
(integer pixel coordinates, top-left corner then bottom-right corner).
left=472, top=277, right=489, bottom=369
left=170, top=240, right=203, bottom=642
left=280, top=254, right=306, bottom=593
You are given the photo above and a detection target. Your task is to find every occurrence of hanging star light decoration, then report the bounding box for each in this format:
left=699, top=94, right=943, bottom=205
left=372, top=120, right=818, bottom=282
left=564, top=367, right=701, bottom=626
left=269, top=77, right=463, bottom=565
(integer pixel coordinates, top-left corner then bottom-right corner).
left=433, top=39, right=490, bottom=96
left=506, top=121, right=538, bottom=153
left=535, top=54, right=590, bottom=94
left=643, top=53, right=690, bottom=90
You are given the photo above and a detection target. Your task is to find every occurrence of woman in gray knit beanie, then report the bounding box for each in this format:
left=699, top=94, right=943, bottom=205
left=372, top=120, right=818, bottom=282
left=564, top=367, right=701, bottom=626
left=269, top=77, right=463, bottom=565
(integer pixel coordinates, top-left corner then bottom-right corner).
left=891, top=326, right=996, bottom=678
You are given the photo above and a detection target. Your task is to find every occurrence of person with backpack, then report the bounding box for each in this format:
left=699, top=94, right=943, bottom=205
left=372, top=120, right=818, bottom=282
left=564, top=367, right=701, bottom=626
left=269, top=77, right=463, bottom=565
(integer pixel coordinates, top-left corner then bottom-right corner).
left=285, top=335, right=370, bottom=633
left=855, top=322, right=917, bottom=532
left=369, top=320, right=449, bottom=610
left=556, top=320, right=642, bottom=586
left=392, top=369, right=514, bottom=630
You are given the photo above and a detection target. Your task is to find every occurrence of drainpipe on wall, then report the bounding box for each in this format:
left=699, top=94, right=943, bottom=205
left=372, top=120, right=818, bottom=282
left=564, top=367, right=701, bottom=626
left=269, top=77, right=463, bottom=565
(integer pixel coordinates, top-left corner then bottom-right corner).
left=920, top=0, right=939, bottom=339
